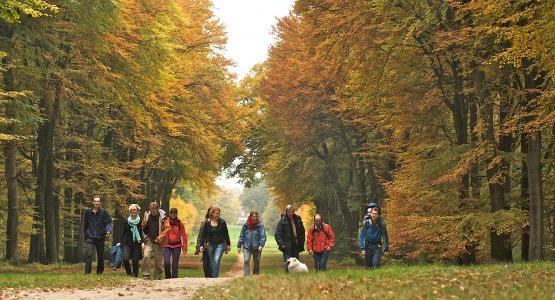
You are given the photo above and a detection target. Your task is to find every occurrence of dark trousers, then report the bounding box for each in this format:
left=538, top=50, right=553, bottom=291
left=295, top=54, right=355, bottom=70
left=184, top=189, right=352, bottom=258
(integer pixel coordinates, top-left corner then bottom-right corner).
left=164, top=247, right=181, bottom=278
left=85, top=238, right=105, bottom=274
left=202, top=250, right=211, bottom=278
left=365, top=244, right=382, bottom=268
left=313, top=251, right=329, bottom=271
left=282, top=243, right=300, bottom=273
left=122, top=243, right=141, bottom=277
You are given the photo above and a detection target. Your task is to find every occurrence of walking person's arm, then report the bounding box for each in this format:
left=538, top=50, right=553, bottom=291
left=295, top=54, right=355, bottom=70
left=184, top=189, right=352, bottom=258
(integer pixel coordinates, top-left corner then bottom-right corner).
left=259, top=224, right=266, bottom=250
left=306, top=227, right=314, bottom=255
left=181, top=222, right=188, bottom=254
left=195, top=222, right=205, bottom=254
left=359, top=227, right=366, bottom=255
left=326, top=224, right=336, bottom=251
left=298, top=217, right=306, bottom=252
left=156, top=218, right=171, bottom=244
left=237, top=225, right=245, bottom=254
left=382, top=222, right=389, bottom=252
left=222, top=220, right=231, bottom=253
left=274, top=220, right=284, bottom=251
left=103, top=210, right=113, bottom=235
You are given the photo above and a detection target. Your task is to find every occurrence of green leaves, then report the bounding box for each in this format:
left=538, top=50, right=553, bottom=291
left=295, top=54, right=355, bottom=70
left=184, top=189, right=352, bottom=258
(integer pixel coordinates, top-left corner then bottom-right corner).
left=0, top=0, right=58, bottom=23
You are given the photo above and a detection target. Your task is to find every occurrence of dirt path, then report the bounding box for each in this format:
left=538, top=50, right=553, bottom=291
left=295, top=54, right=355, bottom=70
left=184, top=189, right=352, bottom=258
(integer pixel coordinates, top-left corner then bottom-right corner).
left=4, top=254, right=244, bottom=300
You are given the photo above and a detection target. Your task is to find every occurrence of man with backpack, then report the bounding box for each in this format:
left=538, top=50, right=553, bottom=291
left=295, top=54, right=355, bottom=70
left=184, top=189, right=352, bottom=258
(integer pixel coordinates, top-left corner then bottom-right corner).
left=360, top=205, right=389, bottom=268
left=306, top=214, right=335, bottom=271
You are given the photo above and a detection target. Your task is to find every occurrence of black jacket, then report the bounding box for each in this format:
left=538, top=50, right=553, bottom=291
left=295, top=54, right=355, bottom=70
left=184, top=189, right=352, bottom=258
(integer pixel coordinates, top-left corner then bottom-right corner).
left=199, top=218, right=231, bottom=246
left=275, top=214, right=305, bottom=254
left=121, top=217, right=143, bottom=247
left=83, top=208, right=112, bottom=240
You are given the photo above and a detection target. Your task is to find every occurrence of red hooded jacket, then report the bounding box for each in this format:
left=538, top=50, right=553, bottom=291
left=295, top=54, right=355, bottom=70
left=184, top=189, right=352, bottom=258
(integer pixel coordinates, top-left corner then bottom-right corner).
left=306, top=223, right=335, bottom=253
left=166, top=218, right=188, bottom=252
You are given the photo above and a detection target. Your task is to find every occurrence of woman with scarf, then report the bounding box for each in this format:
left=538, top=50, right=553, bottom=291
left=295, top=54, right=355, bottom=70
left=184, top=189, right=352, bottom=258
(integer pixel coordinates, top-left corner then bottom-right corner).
left=121, top=204, right=143, bottom=277
left=237, top=210, right=266, bottom=276
left=163, top=208, right=188, bottom=278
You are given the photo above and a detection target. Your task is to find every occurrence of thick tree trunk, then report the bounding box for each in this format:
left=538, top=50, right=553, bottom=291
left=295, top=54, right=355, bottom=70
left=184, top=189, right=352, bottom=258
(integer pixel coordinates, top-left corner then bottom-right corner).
left=4, top=142, right=19, bottom=261
left=3, top=65, right=19, bottom=262
left=520, top=134, right=530, bottom=261
left=63, top=188, right=73, bottom=262
left=527, top=131, right=544, bottom=260
left=34, top=78, right=63, bottom=264
left=523, top=60, right=544, bottom=260
left=473, top=69, right=512, bottom=261
left=72, top=192, right=84, bottom=262
left=451, top=61, right=470, bottom=203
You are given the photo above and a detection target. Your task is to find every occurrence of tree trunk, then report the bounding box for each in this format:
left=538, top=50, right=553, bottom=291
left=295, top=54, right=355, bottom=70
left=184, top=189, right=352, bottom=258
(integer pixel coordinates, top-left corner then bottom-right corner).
left=36, top=78, right=62, bottom=264
left=520, top=134, right=530, bottom=261
left=451, top=60, right=470, bottom=203
left=63, top=188, right=73, bottom=262
left=72, top=192, right=84, bottom=262
left=527, top=131, right=544, bottom=260
left=523, top=59, right=544, bottom=260
left=4, top=142, right=19, bottom=261
left=469, top=96, right=481, bottom=200
left=473, top=69, right=512, bottom=261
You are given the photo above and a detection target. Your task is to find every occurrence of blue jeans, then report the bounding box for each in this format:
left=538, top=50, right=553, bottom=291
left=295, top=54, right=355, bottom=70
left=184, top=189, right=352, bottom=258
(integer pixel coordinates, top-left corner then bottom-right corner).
left=207, top=243, right=225, bottom=278
left=365, top=244, right=382, bottom=268
left=242, top=247, right=260, bottom=276
left=313, top=251, right=329, bottom=271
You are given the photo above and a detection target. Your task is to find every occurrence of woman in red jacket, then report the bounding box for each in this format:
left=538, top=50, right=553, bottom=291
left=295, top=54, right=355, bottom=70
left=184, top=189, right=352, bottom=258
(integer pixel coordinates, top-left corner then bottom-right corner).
left=306, top=214, right=335, bottom=271
left=164, top=207, right=187, bottom=278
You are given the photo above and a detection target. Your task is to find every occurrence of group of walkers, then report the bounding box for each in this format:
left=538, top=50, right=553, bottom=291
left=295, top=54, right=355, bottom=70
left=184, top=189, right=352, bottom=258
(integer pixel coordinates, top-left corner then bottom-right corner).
left=83, top=195, right=390, bottom=279
left=84, top=196, right=189, bottom=279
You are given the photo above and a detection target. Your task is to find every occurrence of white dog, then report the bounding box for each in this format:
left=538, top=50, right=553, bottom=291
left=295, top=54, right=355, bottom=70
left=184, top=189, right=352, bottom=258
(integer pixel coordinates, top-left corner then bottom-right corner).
left=286, top=257, right=308, bottom=273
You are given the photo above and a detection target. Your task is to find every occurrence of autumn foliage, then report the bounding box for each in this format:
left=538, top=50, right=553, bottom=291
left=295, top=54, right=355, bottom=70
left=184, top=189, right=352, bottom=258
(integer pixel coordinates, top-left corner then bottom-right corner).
left=235, top=0, right=554, bottom=262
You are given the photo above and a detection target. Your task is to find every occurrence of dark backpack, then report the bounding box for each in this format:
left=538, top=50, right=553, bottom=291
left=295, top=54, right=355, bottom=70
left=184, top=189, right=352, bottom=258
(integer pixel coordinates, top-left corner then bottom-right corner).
left=363, top=218, right=384, bottom=235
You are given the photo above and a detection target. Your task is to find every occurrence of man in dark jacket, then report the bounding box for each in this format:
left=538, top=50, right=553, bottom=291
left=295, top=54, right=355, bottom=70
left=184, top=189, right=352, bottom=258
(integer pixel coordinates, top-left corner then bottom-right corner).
left=275, top=204, right=305, bottom=272
left=83, top=195, right=113, bottom=274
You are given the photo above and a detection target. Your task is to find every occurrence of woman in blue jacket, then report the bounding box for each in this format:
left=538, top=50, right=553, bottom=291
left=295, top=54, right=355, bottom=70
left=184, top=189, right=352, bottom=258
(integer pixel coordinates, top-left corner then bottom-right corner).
left=237, top=211, right=266, bottom=276
left=360, top=207, right=389, bottom=268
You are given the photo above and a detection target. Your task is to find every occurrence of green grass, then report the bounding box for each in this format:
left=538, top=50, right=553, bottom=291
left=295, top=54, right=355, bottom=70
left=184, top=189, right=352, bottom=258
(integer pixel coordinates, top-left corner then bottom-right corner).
left=195, top=251, right=555, bottom=300
left=0, top=261, right=134, bottom=289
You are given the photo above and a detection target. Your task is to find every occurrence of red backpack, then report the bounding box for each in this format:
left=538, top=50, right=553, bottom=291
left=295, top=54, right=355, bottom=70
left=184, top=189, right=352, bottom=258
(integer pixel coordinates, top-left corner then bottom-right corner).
left=167, top=221, right=182, bottom=245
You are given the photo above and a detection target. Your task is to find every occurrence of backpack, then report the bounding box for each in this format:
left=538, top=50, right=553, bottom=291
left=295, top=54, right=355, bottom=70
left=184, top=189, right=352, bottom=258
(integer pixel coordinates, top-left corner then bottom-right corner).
left=167, top=220, right=182, bottom=245
left=362, top=218, right=385, bottom=244
left=311, top=223, right=331, bottom=241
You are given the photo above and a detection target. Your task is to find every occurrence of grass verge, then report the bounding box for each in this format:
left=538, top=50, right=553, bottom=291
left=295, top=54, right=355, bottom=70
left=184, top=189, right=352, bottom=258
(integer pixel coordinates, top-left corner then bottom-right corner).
left=195, top=255, right=555, bottom=300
